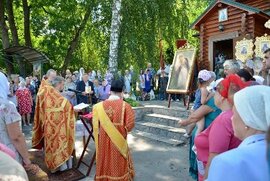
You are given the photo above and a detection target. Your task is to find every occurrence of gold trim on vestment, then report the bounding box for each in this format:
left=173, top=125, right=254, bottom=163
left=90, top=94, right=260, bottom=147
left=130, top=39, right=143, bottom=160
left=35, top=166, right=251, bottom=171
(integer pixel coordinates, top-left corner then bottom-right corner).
left=113, top=101, right=125, bottom=126
left=93, top=102, right=128, bottom=161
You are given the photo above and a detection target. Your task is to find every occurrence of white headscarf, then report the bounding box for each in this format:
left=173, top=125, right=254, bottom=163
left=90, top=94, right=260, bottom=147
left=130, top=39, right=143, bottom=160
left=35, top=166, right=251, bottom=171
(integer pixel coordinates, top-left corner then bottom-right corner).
left=0, top=72, right=10, bottom=99
left=253, top=75, right=264, bottom=85
left=18, top=81, right=26, bottom=90
left=234, top=86, right=270, bottom=131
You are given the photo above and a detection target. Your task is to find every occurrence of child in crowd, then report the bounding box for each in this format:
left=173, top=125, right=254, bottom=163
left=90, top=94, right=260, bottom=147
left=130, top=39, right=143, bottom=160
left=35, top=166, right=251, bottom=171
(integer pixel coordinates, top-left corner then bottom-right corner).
left=184, top=70, right=213, bottom=137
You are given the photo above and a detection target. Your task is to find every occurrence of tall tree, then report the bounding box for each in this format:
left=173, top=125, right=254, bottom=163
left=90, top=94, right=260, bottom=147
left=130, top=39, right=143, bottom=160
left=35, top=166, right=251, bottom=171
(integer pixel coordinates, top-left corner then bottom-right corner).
left=108, top=0, right=122, bottom=74
left=6, top=0, right=25, bottom=76
left=6, top=0, right=19, bottom=46
left=22, top=0, right=32, bottom=47
left=61, top=6, right=92, bottom=73
left=0, top=0, right=14, bottom=74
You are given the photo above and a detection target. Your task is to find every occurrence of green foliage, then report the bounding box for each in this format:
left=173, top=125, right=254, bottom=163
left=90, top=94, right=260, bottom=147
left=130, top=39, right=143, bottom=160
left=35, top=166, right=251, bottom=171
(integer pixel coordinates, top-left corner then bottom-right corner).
left=124, top=98, right=140, bottom=107
left=1, top=0, right=211, bottom=74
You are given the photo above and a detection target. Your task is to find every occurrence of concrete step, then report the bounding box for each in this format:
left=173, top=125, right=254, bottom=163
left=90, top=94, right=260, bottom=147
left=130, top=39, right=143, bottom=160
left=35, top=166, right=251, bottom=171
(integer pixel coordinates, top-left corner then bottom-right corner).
left=132, top=130, right=185, bottom=146
left=144, top=105, right=189, bottom=118
left=135, top=122, right=186, bottom=141
left=144, top=113, right=180, bottom=127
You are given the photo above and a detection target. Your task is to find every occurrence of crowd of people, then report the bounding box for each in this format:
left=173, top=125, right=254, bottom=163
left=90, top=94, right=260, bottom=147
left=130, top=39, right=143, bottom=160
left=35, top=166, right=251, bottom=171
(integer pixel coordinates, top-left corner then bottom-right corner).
left=0, top=48, right=269, bottom=181
left=179, top=48, right=270, bottom=181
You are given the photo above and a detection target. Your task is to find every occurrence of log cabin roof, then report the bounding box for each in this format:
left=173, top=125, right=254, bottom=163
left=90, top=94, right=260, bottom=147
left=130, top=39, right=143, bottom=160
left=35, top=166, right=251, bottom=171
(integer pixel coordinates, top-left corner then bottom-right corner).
left=191, top=0, right=270, bottom=30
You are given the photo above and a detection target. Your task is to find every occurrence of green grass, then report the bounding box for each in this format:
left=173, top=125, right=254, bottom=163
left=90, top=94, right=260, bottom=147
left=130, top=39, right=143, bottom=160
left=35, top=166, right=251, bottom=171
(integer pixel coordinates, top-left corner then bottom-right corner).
left=124, top=98, right=140, bottom=107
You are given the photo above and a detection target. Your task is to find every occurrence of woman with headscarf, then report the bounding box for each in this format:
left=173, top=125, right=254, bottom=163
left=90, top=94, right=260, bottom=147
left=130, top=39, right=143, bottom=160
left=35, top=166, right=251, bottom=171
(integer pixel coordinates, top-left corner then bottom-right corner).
left=0, top=72, right=46, bottom=177
left=195, top=75, right=246, bottom=181
left=207, top=85, right=270, bottom=181
left=79, top=67, right=85, bottom=81
left=16, top=81, right=33, bottom=126
left=179, top=79, right=222, bottom=180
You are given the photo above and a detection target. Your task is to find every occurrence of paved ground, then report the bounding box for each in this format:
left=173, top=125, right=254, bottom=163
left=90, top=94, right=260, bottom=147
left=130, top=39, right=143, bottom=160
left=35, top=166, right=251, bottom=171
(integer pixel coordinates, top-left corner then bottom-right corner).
left=24, top=99, right=193, bottom=181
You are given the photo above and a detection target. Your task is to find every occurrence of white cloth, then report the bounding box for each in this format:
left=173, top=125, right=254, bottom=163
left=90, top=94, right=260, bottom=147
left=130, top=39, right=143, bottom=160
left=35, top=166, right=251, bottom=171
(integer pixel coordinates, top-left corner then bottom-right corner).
left=207, top=134, right=269, bottom=181
left=0, top=151, right=28, bottom=181
left=139, top=75, right=145, bottom=89
left=0, top=97, right=22, bottom=163
left=156, top=64, right=170, bottom=77
left=234, top=86, right=270, bottom=131
left=198, top=69, right=211, bottom=81
left=0, top=72, right=10, bottom=99
left=253, top=75, right=265, bottom=85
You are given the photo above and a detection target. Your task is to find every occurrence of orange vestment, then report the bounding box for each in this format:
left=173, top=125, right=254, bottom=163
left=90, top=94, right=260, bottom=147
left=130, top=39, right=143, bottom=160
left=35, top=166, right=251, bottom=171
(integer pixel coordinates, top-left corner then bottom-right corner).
left=93, top=99, right=135, bottom=181
left=32, top=80, right=75, bottom=170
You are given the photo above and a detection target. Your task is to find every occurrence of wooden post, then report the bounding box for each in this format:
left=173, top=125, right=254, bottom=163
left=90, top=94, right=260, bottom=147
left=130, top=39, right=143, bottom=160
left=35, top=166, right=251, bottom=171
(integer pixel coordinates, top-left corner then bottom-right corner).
left=167, top=94, right=172, bottom=108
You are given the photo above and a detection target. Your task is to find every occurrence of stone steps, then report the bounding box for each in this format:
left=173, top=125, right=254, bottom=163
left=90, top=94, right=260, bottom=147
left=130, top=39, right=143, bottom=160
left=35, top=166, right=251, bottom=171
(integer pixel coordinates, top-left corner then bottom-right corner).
left=144, top=113, right=181, bottom=127
left=135, top=122, right=186, bottom=141
left=133, top=105, right=189, bottom=146
left=144, top=105, right=188, bottom=118
left=132, top=130, right=185, bottom=146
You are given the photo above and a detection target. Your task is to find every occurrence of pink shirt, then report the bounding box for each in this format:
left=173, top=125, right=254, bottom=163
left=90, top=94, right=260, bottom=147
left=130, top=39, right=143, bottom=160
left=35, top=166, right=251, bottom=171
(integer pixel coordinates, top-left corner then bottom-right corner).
left=195, top=110, right=241, bottom=165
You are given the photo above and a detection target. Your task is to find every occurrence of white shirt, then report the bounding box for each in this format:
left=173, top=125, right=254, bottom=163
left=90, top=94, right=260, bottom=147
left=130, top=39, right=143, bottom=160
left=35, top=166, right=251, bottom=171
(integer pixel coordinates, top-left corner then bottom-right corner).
left=156, top=64, right=171, bottom=77
left=207, top=134, right=269, bottom=181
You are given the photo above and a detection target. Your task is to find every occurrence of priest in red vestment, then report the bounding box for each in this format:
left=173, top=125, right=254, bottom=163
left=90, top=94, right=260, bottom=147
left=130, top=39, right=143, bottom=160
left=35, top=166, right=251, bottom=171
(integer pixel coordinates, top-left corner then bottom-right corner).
left=93, top=79, right=135, bottom=181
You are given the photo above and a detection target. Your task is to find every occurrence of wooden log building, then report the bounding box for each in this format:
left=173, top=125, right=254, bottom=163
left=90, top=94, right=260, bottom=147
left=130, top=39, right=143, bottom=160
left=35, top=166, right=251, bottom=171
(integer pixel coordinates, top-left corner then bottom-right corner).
left=191, top=0, right=270, bottom=71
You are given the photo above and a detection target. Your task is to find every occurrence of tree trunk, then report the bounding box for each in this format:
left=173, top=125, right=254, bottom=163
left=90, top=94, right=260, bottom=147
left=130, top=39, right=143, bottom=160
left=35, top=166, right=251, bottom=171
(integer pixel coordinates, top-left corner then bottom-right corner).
left=0, top=0, right=14, bottom=74
left=6, top=0, right=19, bottom=46
left=22, top=0, right=32, bottom=47
left=61, top=7, right=91, bottom=74
left=6, top=0, right=25, bottom=76
left=108, top=0, right=122, bottom=74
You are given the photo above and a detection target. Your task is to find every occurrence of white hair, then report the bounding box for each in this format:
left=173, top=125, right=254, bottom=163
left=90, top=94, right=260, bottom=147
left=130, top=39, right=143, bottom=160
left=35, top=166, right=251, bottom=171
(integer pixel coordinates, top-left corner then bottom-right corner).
left=46, top=69, right=56, bottom=77
left=223, top=60, right=240, bottom=73
left=51, top=76, right=65, bottom=88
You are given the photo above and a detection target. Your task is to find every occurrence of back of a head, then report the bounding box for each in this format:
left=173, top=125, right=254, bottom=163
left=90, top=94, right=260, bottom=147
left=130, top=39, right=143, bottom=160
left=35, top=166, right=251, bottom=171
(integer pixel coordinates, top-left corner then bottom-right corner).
left=209, top=71, right=216, bottom=80
left=51, top=76, right=65, bottom=88
left=198, top=69, right=211, bottom=84
left=234, top=85, right=270, bottom=131
left=236, top=69, right=254, bottom=82
left=46, top=69, right=56, bottom=81
left=110, top=79, right=124, bottom=93
left=19, top=81, right=26, bottom=88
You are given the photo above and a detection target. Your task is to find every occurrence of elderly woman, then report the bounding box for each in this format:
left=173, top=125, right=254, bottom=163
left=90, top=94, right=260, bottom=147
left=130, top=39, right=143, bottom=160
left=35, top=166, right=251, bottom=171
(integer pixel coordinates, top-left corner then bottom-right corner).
left=179, top=83, right=222, bottom=180
left=207, top=86, right=270, bottom=181
left=98, top=79, right=111, bottom=101
left=194, top=75, right=246, bottom=181
left=0, top=72, right=45, bottom=176
left=16, top=81, right=33, bottom=126
left=223, top=59, right=241, bottom=77
left=63, top=76, right=77, bottom=106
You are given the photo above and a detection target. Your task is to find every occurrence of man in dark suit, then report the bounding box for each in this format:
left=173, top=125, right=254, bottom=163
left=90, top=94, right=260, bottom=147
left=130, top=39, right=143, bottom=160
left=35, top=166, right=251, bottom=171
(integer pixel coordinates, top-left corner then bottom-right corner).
left=76, top=73, right=95, bottom=104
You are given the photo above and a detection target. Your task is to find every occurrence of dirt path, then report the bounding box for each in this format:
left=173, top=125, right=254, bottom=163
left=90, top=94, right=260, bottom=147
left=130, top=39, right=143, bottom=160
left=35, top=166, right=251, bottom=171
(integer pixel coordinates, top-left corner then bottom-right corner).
left=76, top=134, right=192, bottom=181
